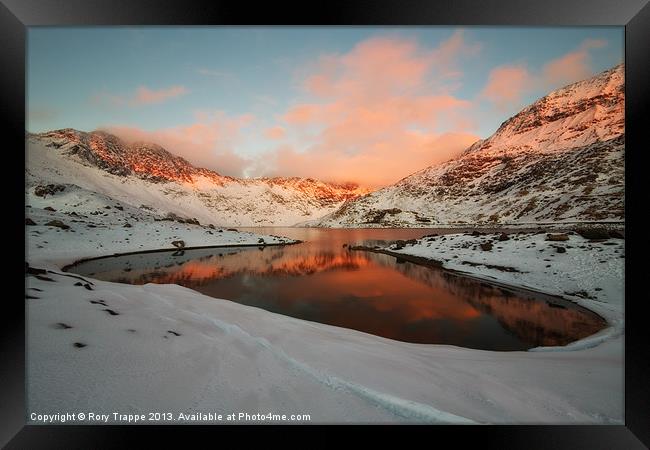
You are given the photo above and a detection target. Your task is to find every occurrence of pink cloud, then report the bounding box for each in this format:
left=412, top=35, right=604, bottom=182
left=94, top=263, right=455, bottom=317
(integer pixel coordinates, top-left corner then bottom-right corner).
left=481, top=64, right=533, bottom=110
left=104, top=111, right=252, bottom=177
left=256, top=132, right=478, bottom=188
left=480, top=39, right=608, bottom=109
left=92, top=85, right=188, bottom=107
left=264, top=32, right=481, bottom=187
left=542, top=39, right=607, bottom=88
left=264, top=126, right=286, bottom=140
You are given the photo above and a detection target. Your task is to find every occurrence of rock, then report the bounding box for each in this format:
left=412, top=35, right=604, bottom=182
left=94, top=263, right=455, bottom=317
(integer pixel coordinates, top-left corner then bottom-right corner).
left=609, top=230, right=624, bottom=239
left=186, top=218, right=200, bottom=225
left=171, top=240, right=185, bottom=249
left=34, top=184, right=65, bottom=198
left=575, top=227, right=610, bottom=240
left=123, top=222, right=132, bottom=228
left=480, top=242, right=493, bottom=251
left=45, top=220, right=70, bottom=230
left=115, top=206, right=124, bottom=211
left=258, top=238, right=265, bottom=244
left=405, top=239, right=418, bottom=246
left=555, top=246, right=567, bottom=253
left=208, top=224, right=215, bottom=229
left=43, top=206, right=56, bottom=212
left=471, top=231, right=482, bottom=236
left=26, top=218, right=37, bottom=226
left=393, top=240, right=406, bottom=250
left=104, top=205, right=112, bottom=209
left=497, top=233, right=510, bottom=241
left=227, top=228, right=238, bottom=232
left=546, top=233, right=569, bottom=241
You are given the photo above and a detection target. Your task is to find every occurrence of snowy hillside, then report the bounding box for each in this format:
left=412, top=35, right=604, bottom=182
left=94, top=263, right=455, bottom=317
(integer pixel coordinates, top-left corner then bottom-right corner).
left=27, top=129, right=370, bottom=227
left=316, top=64, right=624, bottom=227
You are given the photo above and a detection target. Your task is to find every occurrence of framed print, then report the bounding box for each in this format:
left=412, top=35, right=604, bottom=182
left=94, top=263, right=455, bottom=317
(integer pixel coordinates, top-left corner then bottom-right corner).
left=2, top=0, right=649, bottom=447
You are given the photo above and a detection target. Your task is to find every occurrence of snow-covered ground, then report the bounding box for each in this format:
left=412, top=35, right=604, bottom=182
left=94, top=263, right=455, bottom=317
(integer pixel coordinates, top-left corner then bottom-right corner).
left=26, top=205, right=624, bottom=424
left=26, top=184, right=296, bottom=270
left=379, top=231, right=624, bottom=337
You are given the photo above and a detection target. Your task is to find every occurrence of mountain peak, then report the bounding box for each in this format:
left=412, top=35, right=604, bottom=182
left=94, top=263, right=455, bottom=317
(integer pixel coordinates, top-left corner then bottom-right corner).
left=472, top=64, right=623, bottom=156
left=316, top=64, right=625, bottom=227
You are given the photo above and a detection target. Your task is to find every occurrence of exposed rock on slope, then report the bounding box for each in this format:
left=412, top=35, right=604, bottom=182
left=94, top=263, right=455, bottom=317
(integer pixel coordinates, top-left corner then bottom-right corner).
left=27, top=130, right=370, bottom=226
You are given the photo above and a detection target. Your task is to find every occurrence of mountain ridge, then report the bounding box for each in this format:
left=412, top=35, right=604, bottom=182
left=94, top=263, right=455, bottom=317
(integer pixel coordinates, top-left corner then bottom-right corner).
left=315, top=64, right=625, bottom=227
left=27, top=129, right=371, bottom=226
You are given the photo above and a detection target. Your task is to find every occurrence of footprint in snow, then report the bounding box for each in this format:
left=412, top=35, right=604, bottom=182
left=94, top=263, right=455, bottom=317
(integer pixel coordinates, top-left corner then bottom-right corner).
left=103, top=309, right=120, bottom=316
left=166, top=330, right=181, bottom=336
left=54, top=322, right=73, bottom=329
left=73, top=342, right=87, bottom=348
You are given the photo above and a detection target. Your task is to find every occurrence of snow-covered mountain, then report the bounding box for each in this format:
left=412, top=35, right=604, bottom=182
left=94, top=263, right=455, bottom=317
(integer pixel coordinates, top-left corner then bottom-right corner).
left=26, top=129, right=370, bottom=226
left=316, top=64, right=625, bottom=227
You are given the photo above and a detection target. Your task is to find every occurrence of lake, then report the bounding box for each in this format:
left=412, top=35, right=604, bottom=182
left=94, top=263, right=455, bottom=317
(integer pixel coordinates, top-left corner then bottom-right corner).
left=67, top=227, right=606, bottom=351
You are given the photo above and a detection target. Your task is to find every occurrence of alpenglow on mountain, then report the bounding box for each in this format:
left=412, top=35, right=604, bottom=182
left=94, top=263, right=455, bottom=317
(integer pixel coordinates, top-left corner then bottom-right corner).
left=26, top=129, right=370, bottom=226
left=315, top=64, right=624, bottom=227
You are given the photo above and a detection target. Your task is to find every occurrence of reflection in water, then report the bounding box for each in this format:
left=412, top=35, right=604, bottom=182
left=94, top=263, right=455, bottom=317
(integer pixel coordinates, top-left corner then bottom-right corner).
left=70, top=227, right=606, bottom=351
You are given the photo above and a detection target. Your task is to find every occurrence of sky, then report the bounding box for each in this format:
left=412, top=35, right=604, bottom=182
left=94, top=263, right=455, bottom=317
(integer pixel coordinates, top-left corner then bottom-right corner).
left=27, top=27, right=623, bottom=187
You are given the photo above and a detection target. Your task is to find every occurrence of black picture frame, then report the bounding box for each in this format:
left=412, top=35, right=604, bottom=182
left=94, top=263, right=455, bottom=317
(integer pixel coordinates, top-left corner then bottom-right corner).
left=2, top=0, right=648, bottom=447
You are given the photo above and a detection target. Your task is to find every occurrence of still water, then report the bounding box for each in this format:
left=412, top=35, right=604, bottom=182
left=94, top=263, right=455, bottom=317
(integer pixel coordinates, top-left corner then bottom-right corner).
left=68, top=227, right=606, bottom=351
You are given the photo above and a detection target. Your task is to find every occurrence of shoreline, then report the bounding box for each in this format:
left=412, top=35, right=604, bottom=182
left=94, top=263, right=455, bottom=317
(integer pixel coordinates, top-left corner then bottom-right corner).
left=349, top=245, right=609, bottom=329
left=60, top=240, right=302, bottom=272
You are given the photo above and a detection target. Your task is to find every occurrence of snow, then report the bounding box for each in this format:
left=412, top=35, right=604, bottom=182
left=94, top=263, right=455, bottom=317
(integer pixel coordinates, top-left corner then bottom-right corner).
left=316, top=65, right=624, bottom=228
left=24, top=65, right=624, bottom=425
left=26, top=185, right=297, bottom=270
left=382, top=231, right=624, bottom=337
left=26, top=136, right=366, bottom=227
left=26, top=220, right=624, bottom=423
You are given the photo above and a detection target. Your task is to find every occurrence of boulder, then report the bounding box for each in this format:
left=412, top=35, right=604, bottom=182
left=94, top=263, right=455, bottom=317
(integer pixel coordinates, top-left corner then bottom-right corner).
left=26, top=218, right=37, bottom=226
left=546, top=233, right=569, bottom=242
left=44, top=206, right=56, bottom=212
left=393, top=240, right=406, bottom=250
left=45, top=220, right=70, bottom=230
left=171, top=240, right=185, bottom=249
left=497, top=233, right=510, bottom=241
left=575, top=227, right=610, bottom=240
left=480, top=242, right=493, bottom=251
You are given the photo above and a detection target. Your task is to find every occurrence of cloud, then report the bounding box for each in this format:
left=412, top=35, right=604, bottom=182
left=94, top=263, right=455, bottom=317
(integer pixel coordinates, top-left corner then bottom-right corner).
left=541, top=39, right=607, bottom=88
left=264, top=126, right=286, bottom=140
left=258, top=32, right=481, bottom=187
left=255, top=132, right=478, bottom=187
left=480, top=64, right=533, bottom=110
left=92, top=85, right=188, bottom=107
left=104, top=111, right=252, bottom=177
left=480, top=39, right=608, bottom=109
